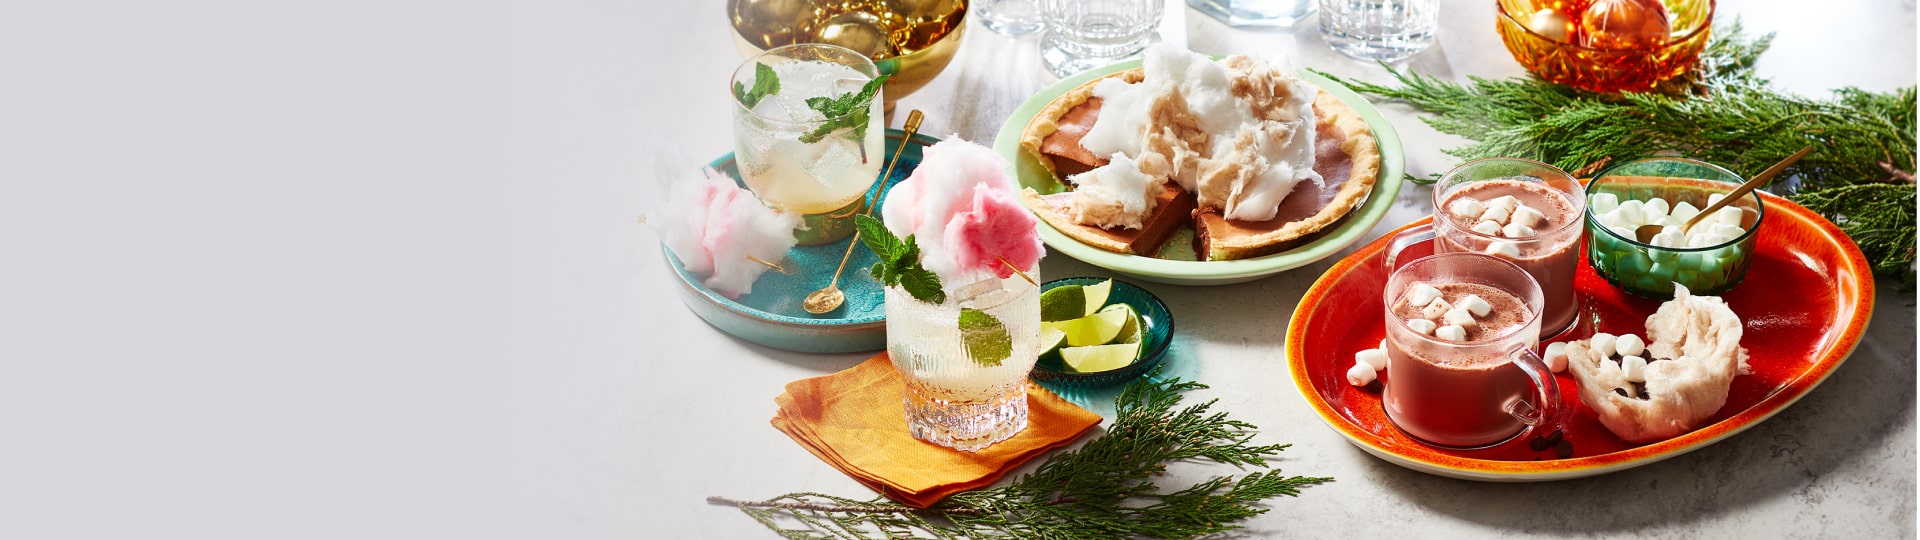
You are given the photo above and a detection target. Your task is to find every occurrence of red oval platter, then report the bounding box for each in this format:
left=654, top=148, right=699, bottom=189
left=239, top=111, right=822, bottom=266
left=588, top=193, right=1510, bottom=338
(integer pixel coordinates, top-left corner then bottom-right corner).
left=1287, top=190, right=1875, bottom=481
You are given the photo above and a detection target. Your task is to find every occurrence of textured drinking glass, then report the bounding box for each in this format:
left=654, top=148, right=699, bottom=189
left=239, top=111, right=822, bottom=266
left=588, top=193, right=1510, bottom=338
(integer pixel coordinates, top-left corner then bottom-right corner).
left=1430, top=158, right=1586, bottom=339
left=1039, top=0, right=1165, bottom=78
left=1382, top=253, right=1562, bottom=448
left=885, top=270, right=1043, bottom=452
left=975, top=0, right=1045, bottom=36
left=730, top=43, right=885, bottom=245
left=1188, top=0, right=1316, bottom=27
left=1318, top=0, right=1439, bottom=61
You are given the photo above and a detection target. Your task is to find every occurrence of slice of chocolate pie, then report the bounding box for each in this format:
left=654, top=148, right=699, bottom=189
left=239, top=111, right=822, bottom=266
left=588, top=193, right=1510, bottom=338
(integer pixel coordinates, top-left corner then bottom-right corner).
left=1018, top=49, right=1381, bottom=262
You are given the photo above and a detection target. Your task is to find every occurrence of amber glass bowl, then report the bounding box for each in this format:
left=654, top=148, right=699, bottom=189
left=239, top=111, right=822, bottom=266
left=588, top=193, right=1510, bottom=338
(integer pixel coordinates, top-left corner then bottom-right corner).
left=1496, top=0, right=1714, bottom=92
left=729, top=0, right=968, bottom=108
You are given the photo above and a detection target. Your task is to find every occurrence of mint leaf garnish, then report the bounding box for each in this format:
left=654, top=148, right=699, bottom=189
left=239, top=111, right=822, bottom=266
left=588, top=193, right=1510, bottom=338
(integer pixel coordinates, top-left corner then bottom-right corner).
left=798, top=75, right=888, bottom=144
left=855, top=214, right=944, bottom=304
left=958, top=308, right=1011, bottom=367
left=733, top=62, right=780, bottom=109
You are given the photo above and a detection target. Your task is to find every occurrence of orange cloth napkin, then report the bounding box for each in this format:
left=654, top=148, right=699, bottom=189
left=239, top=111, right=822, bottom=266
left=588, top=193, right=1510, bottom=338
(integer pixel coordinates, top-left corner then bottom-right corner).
left=771, top=353, right=1103, bottom=508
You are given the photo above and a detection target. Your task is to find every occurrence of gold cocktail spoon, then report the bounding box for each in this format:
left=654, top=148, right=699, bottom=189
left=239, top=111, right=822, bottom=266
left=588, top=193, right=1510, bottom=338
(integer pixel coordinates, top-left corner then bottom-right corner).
left=803, top=110, right=924, bottom=315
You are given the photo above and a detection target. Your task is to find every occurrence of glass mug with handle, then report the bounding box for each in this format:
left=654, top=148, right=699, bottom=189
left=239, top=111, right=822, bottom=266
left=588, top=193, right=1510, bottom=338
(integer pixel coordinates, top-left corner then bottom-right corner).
left=1381, top=252, right=1564, bottom=448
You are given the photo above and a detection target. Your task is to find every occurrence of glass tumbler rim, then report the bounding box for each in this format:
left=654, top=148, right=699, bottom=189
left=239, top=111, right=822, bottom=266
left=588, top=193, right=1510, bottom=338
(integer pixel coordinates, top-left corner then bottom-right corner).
left=730, top=43, right=882, bottom=126
left=1385, top=251, right=1545, bottom=345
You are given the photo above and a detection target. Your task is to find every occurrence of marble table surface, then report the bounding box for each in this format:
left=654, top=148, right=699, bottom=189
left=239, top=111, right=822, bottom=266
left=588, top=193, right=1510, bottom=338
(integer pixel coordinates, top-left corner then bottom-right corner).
left=565, top=1, right=1916, bottom=537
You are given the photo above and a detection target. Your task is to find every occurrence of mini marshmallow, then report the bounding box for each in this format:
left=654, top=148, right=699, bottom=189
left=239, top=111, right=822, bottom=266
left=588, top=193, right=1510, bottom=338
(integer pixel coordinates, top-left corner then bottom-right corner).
left=1711, top=206, right=1745, bottom=226
left=1502, top=222, right=1536, bottom=238
left=1478, top=205, right=1512, bottom=225
left=1707, top=193, right=1727, bottom=207
left=1607, top=225, right=1637, bottom=241
left=1590, top=333, right=1618, bottom=358
left=1405, top=318, right=1438, bottom=336
left=1509, top=205, right=1547, bottom=228
left=1458, top=294, right=1493, bottom=317
left=1590, top=193, right=1620, bottom=215
left=1616, top=333, right=1646, bottom=357
left=1622, top=355, right=1648, bottom=383
left=1670, top=200, right=1701, bottom=223
left=1487, top=195, right=1520, bottom=211
left=1642, top=197, right=1670, bottom=220
left=1686, top=233, right=1729, bottom=248
left=1406, top=283, right=1441, bottom=307
left=1598, top=209, right=1630, bottom=229
left=1544, top=342, right=1568, bottom=373
left=1708, top=223, right=1745, bottom=239
left=1347, top=362, right=1378, bottom=386
left=1443, top=307, right=1478, bottom=328
left=1486, top=241, right=1522, bottom=258
left=1380, top=339, right=1387, bottom=350
left=1448, top=198, right=1485, bottom=220
left=1422, top=297, right=1453, bottom=320
left=1472, top=220, right=1503, bottom=236
left=1435, top=324, right=1468, bottom=341
left=1613, top=200, right=1646, bottom=226
left=1650, top=229, right=1685, bottom=248
left=1355, top=348, right=1389, bottom=371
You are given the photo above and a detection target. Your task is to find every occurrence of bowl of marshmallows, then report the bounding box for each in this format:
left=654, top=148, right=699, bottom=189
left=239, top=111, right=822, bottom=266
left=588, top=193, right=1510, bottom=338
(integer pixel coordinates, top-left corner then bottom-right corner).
left=1583, top=157, right=1765, bottom=299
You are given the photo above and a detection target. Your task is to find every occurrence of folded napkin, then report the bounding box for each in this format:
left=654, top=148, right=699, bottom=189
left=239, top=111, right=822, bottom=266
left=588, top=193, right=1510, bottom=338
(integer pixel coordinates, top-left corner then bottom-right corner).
left=772, top=354, right=1103, bottom=508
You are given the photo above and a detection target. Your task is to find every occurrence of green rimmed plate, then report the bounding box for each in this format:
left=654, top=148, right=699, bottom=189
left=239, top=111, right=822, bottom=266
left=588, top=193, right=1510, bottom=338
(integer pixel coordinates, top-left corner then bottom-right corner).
left=990, top=62, right=1406, bottom=286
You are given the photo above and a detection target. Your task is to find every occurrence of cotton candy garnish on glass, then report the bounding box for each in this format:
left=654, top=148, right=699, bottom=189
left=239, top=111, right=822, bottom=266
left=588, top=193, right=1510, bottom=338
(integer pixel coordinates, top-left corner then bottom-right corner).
left=655, top=167, right=801, bottom=299
left=881, top=138, right=1043, bottom=282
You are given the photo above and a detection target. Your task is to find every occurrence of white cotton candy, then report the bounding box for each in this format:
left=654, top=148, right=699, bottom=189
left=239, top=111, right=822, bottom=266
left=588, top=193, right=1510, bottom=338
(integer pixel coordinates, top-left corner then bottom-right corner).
left=1444, top=307, right=1478, bottom=328
left=1616, top=333, right=1646, bottom=357
left=1448, top=198, right=1485, bottom=220
left=1406, top=283, right=1441, bottom=308
left=1347, top=362, right=1378, bottom=386
left=1622, top=355, right=1648, bottom=383
left=1458, top=294, right=1493, bottom=317
left=1406, top=318, right=1438, bottom=336
left=1487, top=241, right=1522, bottom=258
left=1590, top=193, right=1620, bottom=215
left=1473, top=220, right=1503, bottom=235
left=1422, top=297, right=1453, bottom=320
left=1503, top=222, right=1536, bottom=238
left=1436, top=325, right=1468, bottom=341
left=1478, top=205, right=1512, bottom=225
left=1544, top=342, right=1569, bottom=373
left=1509, top=206, right=1546, bottom=228
left=1356, top=348, right=1389, bottom=371
left=1590, top=333, right=1617, bottom=358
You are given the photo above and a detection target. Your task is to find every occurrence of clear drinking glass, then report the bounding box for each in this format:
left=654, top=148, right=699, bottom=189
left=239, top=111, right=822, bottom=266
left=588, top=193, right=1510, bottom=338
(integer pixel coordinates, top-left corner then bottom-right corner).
left=1318, top=0, right=1439, bottom=62
left=730, top=43, right=885, bottom=246
left=1189, top=0, right=1317, bottom=27
left=1038, top=0, right=1165, bottom=78
left=1382, top=252, right=1563, bottom=448
left=975, top=0, right=1045, bottom=36
left=885, top=270, right=1043, bottom=452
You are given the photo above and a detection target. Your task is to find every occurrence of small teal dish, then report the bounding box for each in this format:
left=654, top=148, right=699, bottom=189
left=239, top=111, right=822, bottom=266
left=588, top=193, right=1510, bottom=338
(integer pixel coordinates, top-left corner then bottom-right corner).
left=1030, top=277, right=1175, bottom=389
left=665, top=128, right=941, bottom=353
left=1584, top=158, right=1765, bottom=299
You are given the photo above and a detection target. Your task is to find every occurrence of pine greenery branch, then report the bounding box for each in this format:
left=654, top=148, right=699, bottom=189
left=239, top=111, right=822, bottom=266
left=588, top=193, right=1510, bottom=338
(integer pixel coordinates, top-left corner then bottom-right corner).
left=711, top=375, right=1332, bottom=539
left=1313, top=20, right=1916, bottom=277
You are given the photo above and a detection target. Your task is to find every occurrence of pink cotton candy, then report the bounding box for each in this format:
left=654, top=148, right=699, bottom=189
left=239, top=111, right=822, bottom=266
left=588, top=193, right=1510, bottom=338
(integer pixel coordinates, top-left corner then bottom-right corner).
left=945, top=184, right=1043, bottom=278
left=654, top=167, right=800, bottom=299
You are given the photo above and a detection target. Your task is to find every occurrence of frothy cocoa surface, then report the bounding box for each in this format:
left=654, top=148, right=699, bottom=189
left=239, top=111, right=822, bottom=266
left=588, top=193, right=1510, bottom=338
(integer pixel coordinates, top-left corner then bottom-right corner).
left=1393, top=282, right=1532, bottom=346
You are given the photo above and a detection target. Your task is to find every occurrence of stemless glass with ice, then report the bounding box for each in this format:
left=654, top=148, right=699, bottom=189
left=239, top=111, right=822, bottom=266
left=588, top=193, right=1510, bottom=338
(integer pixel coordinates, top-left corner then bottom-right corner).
left=886, top=269, right=1043, bottom=452
left=730, top=43, right=885, bottom=245
left=1382, top=253, right=1563, bottom=449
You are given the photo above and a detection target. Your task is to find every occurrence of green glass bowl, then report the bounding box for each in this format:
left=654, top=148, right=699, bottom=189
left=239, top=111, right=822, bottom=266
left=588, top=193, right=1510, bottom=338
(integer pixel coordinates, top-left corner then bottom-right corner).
left=1584, top=158, right=1765, bottom=299
left=1029, top=277, right=1174, bottom=389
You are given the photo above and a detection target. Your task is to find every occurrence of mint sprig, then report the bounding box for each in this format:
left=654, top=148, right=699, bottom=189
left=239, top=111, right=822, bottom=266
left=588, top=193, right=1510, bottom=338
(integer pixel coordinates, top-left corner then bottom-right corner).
left=855, top=214, right=944, bottom=304
left=799, top=75, right=888, bottom=144
left=958, top=308, right=1011, bottom=367
left=733, top=62, right=779, bottom=109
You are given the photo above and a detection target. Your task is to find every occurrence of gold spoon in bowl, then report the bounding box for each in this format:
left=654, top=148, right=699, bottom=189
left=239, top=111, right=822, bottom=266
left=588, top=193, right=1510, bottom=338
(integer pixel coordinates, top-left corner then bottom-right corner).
left=803, top=109, right=925, bottom=315
left=1632, top=146, right=1813, bottom=244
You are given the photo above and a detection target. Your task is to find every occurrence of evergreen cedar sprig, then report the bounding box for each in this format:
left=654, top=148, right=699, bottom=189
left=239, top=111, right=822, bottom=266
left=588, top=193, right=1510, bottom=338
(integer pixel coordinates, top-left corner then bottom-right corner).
left=712, top=375, right=1332, bottom=539
left=1313, top=20, right=1916, bottom=277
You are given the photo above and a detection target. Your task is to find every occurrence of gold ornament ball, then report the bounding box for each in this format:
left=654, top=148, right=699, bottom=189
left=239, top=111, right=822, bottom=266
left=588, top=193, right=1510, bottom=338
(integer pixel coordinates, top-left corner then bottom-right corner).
left=1578, top=0, right=1671, bottom=50
left=1525, top=8, right=1577, bottom=43
left=813, top=10, right=893, bottom=59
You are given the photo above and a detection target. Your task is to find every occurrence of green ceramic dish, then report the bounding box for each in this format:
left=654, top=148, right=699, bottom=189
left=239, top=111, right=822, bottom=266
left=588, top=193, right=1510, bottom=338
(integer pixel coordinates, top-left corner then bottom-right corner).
left=990, top=61, right=1407, bottom=286
left=1029, top=277, right=1173, bottom=389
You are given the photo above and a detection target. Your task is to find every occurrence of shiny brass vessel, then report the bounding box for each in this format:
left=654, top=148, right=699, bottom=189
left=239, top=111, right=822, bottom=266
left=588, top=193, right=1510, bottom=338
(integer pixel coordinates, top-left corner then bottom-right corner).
left=729, top=0, right=968, bottom=107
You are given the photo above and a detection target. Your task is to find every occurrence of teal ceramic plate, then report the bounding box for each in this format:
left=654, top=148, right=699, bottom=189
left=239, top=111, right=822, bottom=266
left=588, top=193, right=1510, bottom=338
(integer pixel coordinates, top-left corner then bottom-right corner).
left=666, top=129, right=940, bottom=353
left=990, top=62, right=1407, bottom=286
left=1030, top=277, right=1174, bottom=390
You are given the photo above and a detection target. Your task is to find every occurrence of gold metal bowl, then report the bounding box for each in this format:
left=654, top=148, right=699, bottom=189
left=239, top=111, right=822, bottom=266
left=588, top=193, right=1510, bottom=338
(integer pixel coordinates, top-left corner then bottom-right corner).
left=729, top=0, right=968, bottom=107
left=1496, top=0, right=1713, bottom=92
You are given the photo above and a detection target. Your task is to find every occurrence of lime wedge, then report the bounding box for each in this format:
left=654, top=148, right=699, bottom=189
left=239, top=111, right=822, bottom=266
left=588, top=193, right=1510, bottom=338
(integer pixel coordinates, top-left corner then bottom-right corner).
left=1082, top=279, right=1113, bottom=316
left=1103, top=303, right=1141, bottom=345
left=1040, top=285, right=1087, bottom=322
left=1061, top=344, right=1139, bottom=373
left=1045, top=307, right=1129, bottom=347
left=1039, top=326, right=1068, bottom=358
